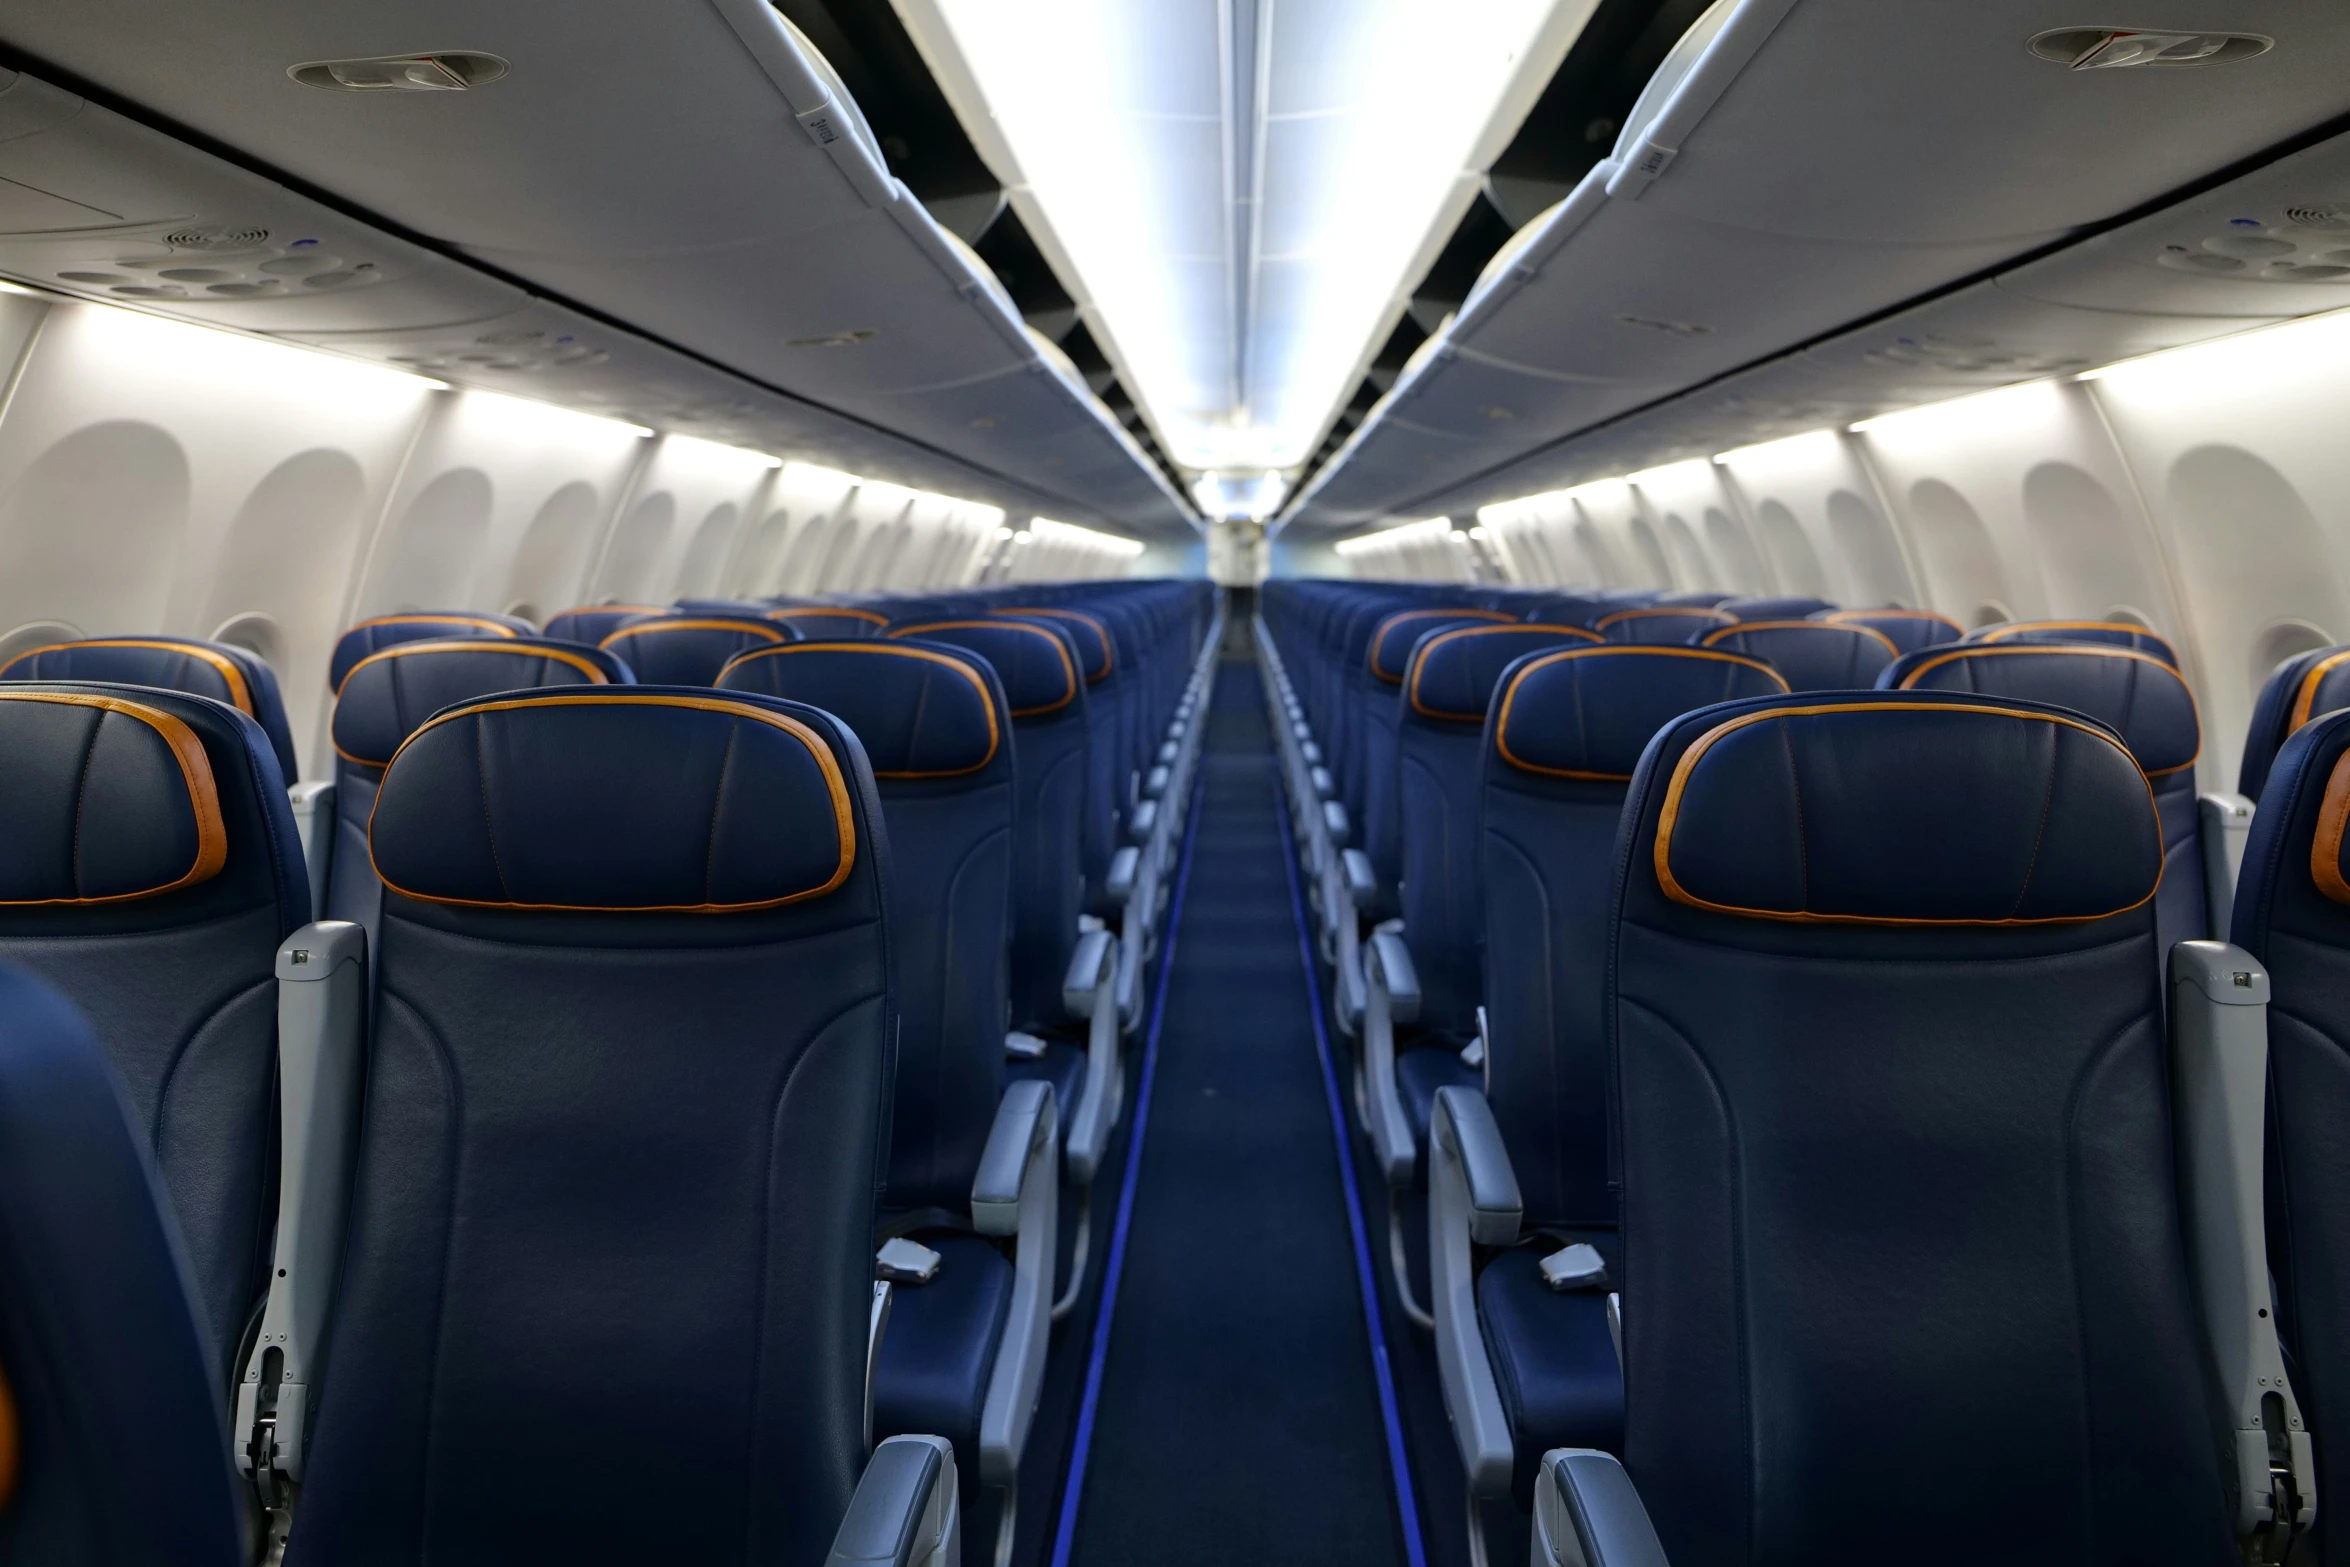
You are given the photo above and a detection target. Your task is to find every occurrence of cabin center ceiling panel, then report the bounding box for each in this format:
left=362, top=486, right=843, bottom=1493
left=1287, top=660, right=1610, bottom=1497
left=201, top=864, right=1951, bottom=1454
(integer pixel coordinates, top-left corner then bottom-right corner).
left=900, top=0, right=1575, bottom=509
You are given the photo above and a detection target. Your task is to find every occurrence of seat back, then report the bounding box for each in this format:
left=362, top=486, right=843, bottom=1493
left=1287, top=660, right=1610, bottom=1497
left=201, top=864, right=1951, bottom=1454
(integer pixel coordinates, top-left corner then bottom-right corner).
left=0, top=684, right=306, bottom=1382
left=1595, top=608, right=1734, bottom=645
left=768, top=606, right=889, bottom=641
left=2232, top=707, right=2350, bottom=1567
left=719, top=640, right=1012, bottom=1211
left=1968, top=618, right=2182, bottom=667
left=2239, top=643, right=2350, bottom=800
left=0, top=635, right=301, bottom=785
left=0, top=963, right=245, bottom=1566
left=294, top=688, right=894, bottom=1564
left=1394, top=624, right=1599, bottom=1034
left=1647, top=591, right=1732, bottom=609
left=1612, top=689, right=2229, bottom=1567
left=890, top=619, right=1087, bottom=1032
left=1816, top=607, right=1962, bottom=656
left=540, top=604, right=667, bottom=646
left=1362, top=608, right=1513, bottom=898
left=328, top=611, right=534, bottom=692
left=1887, top=643, right=2206, bottom=952
left=1479, top=647, right=1785, bottom=1229
left=995, top=607, right=1122, bottom=894
left=326, top=639, right=634, bottom=944
left=1698, top=620, right=1897, bottom=691
left=599, top=615, right=797, bottom=685
left=1716, top=594, right=1834, bottom=621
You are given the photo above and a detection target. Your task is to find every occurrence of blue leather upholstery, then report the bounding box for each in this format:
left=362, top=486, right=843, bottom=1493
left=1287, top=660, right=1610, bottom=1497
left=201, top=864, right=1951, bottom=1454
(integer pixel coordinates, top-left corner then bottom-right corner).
left=290, top=687, right=894, bottom=1565
left=0, top=963, right=244, bottom=1566
left=0, top=635, right=300, bottom=785
left=1363, top=609, right=1513, bottom=906
left=1395, top=625, right=1598, bottom=1039
left=1612, top=689, right=2229, bottom=1565
left=1888, top=643, right=2206, bottom=951
left=1969, top=619, right=2181, bottom=668
left=891, top=620, right=1088, bottom=1032
left=1716, top=594, right=1834, bottom=621
left=870, top=1232, right=1012, bottom=1490
left=539, top=604, right=667, bottom=645
left=1477, top=1244, right=1624, bottom=1508
left=329, top=611, right=534, bottom=691
left=1481, top=648, right=1788, bottom=1225
left=598, top=616, right=797, bottom=687
left=1594, top=608, right=1731, bottom=645
left=718, top=641, right=1012, bottom=1207
left=1368, top=608, right=1513, bottom=685
left=769, top=606, right=890, bottom=641
left=1647, top=591, right=1732, bottom=608
left=995, top=608, right=1122, bottom=900
left=1523, top=595, right=1610, bottom=629
left=0, top=684, right=306, bottom=1385
left=672, top=598, right=777, bottom=617
left=2229, top=708, right=2350, bottom=1567
left=2241, top=644, right=2350, bottom=800
left=1817, top=607, right=1962, bottom=655
left=1698, top=620, right=1898, bottom=692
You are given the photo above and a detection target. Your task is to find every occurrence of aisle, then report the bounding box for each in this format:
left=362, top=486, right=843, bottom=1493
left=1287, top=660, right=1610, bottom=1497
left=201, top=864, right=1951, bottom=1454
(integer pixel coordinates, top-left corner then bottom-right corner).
left=1051, top=655, right=1417, bottom=1565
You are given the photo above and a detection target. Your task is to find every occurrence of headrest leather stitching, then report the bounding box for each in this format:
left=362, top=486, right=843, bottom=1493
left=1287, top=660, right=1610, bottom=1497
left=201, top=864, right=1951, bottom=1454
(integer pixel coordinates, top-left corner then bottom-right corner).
left=1494, top=647, right=1788, bottom=779
left=1406, top=624, right=1604, bottom=720
left=2290, top=649, right=2350, bottom=734
left=0, top=691, right=229, bottom=903
left=0, top=639, right=257, bottom=718
left=887, top=620, right=1076, bottom=716
left=1701, top=620, right=1902, bottom=657
left=597, top=618, right=787, bottom=648
left=332, top=641, right=615, bottom=766
left=2310, top=748, right=2350, bottom=905
left=718, top=643, right=1000, bottom=776
left=1897, top=643, right=2199, bottom=776
left=993, top=607, right=1115, bottom=680
left=1366, top=609, right=1512, bottom=682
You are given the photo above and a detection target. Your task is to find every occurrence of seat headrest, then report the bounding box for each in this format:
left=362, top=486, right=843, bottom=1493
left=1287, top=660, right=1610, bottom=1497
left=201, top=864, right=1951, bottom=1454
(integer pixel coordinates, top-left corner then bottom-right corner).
left=2308, top=743, right=2350, bottom=904
left=1649, top=695, right=2161, bottom=925
left=332, top=638, right=633, bottom=769
left=717, top=641, right=1002, bottom=778
left=539, top=604, right=667, bottom=645
left=1366, top=609, right=1514, bottom=683
left=2286, top=648, right=2350, bottom=737
left=1648, top=591, right=1733, bottom=609
left=767, top=607, right=888, bottom=641
left=1889, top=644, right=2198, bottom=777
left=992, top=608, right=1114, bottom=682
left=1969, top=620, right=2180, bottom=668
left=1818, top=608, right=1964, bottom=655
left=0, top=635, right=298, bottom=784
left=596, top=617, right=794, bottom=686
left=331, top=612, right=532, bottom=691
left=1718, top=595, right=1835, bottom=621
left=1492, top=647, right=1788, bottom=780
left=1699, top=621, right=1899, bottom=691
left=1595, top=607, right=1734, bottom=644
left=370, top=690, right=856, bottom=913
left=886, top=620, right=1078, bottom=717
left=0, top=692, right=227, bottom=904
left=1405, top=625, right=1601, bottom=722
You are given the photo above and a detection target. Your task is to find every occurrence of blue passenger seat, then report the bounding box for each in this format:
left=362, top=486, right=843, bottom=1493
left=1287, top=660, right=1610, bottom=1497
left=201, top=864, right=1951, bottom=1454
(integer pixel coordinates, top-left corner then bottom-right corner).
left=768, top=605, right=891, bottom=641
left=1698, top=619, right=1897, bottom=690
left=1968, top=618, right=2182, bottom=667
left=2240, top=642, right=2350, bottom=800
left=1594, top=607, right=1734, bottom=645
left=1716, top=594, right=1834, bottom=621
left=0, top=963, right=246, bottom=1566
left=0, top=634, right=300, bottom=786
left=1815, top=606, right=1963, bottom=655
left=327, top=611, right=535, bottom=692
left=324, top=638, right=633, bottom=943
left=994, top=607, right=1124, bottom=909
left=598, top=614, right=797, bottom=685
left=287, top=687, right=928, bottom=1564
left=1358, top=608, right=1515, bottom=915
left=0, top=683, right=307, bottom=1384
left=539, top=603, right=668, bottom=645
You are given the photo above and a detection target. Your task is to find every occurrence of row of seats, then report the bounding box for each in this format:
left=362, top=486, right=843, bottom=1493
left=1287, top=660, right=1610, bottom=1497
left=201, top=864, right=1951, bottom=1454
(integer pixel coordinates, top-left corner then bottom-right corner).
left=1259, top=578, right=2334, bottom=1566
left=0, top=579, right=1216, bottom=1565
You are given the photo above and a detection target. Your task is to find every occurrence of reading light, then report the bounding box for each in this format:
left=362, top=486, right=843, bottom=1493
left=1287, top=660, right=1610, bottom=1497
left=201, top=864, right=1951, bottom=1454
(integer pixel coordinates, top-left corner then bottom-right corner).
left=458, top=388, right=652, bottom=445
left=919, top=0, right=1563, bottom=473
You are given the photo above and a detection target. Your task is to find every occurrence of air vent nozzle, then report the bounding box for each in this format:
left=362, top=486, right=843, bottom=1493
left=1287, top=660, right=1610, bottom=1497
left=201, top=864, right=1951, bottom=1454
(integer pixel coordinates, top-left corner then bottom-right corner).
left=2284, top=205, right=2350, bottom=232
left=164, top=226, right=269, bottom=252
left=2028, top=28, right=2271, bottom=69
left=290, top=52, right=509, bottom=92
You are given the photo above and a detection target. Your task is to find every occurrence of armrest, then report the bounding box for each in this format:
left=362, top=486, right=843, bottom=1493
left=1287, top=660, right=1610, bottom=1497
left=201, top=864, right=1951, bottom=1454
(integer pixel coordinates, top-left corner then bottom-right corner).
left=1062, top=928, right=1115, bottom=1019
left=1366, top=929, right=1420, bottom=1025
left=1106, top=846, right=1141, bottom=902
left=1145, top=764, right=1172, bottom=798
left=1130, top=798, right=1160, bottom=842
left=2169, top=942, right=2316, bottom=1544
left=1321, top=800, right=1349, bottom=846
left=1341, top=849, right=1378, bottom=905
left=1157, top=739, right=1180, bottom=766
left=286, top=781, right=336, bottom=923
left=236, top=922, right=368, bottom=1493
left=1429, top=1086, right=1522, bottom=1497
left=974, top=1081, right=1058, bottom=1486
left=1310, top=766, right=1336, bottom=799
left=826, top=1435, right=961, bottom=1567
left=2198, top=793, right=2255, bottom=940
left=1300, top=740, right=1322, bottom=766
left=1358, top=929, right=1422, bottom=1183
left=1534, top=1451, right=1671, bottom=1567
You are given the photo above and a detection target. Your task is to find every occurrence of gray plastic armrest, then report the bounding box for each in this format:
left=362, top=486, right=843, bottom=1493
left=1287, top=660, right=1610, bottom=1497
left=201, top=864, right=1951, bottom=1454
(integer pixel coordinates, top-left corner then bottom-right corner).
left=1534, top=1451, right=1671, bottom=1567
left=1106, top=846, right=1141, bottom=902
left=973, top=1081, right=1058, bottom=1486
left=2198, top=793, right=2255, bottom=941
left=235, top=922, right=367, bottom=1484
left=1146, top=764, right=1172, bottom=798
left=972, top=1080, right=1053, bottom=1236
left=1430, top=1086, right=1522, bottom=1496
left=827, top=1435, right=961, bottom=1567
left=1368, top=929, right=1420, bottom=1024
left=1158, top=739, right=1180, bottom=766
left=2170, top=942, right=2316, bottom=1540
left=1063, top=928, right=1115, bottom=1019
left=1322, top=800, right=1349, bottom=846
left=1131, top=798, right=1160, bottom=842
left=1342, top=849, right=1378, bottom=904
left=287, top=781, right=336, bottom=923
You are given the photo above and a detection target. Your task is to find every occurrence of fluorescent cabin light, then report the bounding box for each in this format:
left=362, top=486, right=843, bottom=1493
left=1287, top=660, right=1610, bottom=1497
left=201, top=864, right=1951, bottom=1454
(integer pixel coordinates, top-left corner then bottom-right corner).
left=73, top=302, right=445, bottom=412
left=1031, top=516, right=1147, bottom=557
left=1627, top=458, right=1717, bottom=489
left=925, top=0, right=1558, bottom=474
left=1192, top=471, right=1289, bottom=522
left=2075, top=308, right=2350, bottom=401
left=1848, top=378, right=2061, bottom=441
left=662, top=433, right=784, bottom=472
left=1713, top=429, right=1841, bottom=468
left=1333, top=516, right=1452, bottom=556
left=460, top=388, right=651, bottom=444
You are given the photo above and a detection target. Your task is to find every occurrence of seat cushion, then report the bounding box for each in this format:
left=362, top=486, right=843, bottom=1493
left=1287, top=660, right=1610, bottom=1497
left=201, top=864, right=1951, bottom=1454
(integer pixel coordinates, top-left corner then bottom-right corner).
left=1396, top=1043, right=1478, bottom=1155
left=871, top=1231, right=1014, bottom=1491
left=1477, top=1241, right=1625, bottom=1508
left=1007, top=1038, right=1087, bottom=1144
